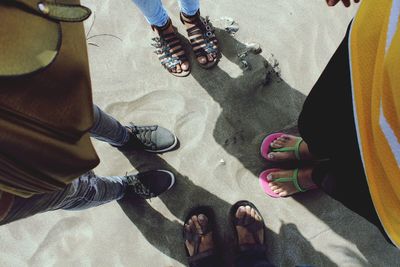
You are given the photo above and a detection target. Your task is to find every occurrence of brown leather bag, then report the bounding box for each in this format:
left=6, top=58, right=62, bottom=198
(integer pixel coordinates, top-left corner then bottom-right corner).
left=0, top=0, right=100, bottom=197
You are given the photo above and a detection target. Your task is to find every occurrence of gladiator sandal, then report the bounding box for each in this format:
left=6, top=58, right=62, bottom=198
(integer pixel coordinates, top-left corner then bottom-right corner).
left=151, top=19, right=191, bottom=77
left=180, top=11, right=219, bottom=69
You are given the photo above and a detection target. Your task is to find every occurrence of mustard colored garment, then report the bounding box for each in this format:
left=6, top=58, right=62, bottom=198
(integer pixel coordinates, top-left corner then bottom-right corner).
left=350, top=0, right=400, bottom=247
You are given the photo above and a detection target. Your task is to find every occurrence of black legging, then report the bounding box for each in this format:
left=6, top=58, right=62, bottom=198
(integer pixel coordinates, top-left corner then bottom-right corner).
left=297, top=25, right=389, bottom=242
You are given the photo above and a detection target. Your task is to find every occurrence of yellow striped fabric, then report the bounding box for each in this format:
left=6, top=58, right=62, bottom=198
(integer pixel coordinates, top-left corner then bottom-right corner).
left=350, top=0, right=400, bottom=247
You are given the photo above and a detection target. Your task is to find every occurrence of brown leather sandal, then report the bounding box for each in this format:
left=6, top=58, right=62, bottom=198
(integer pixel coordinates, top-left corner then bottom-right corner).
left=180, top=11, right=219, bottom=69
left=151, top=18, right=191, bottom=77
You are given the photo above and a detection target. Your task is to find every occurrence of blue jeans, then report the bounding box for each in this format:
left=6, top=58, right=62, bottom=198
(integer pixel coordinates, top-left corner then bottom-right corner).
left=132, top=0, right=199, bottom=27
left=1, top=105, right=131, bottom=225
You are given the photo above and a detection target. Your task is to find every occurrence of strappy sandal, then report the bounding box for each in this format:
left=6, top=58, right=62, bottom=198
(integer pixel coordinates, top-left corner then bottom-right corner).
left=183, top=206, right=219, bottom=267
left=151, top=19, right=191, bottom=77
left=180, top=11, right=219, bottom=69
left=229, top=200, right=267, bottom=253
left=259, top=168, right=318, bottom=198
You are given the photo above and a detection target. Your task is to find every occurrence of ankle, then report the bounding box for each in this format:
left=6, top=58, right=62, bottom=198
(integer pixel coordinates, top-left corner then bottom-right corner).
left=152, top=18, right=172, bottom=34
left=181, top=10, right=199, bottom=19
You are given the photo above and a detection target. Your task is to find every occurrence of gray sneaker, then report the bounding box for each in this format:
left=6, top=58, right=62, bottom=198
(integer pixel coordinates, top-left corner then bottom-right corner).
left=119, top=123, right=178, bottom=153
left=126, top=170, right=175, bottom=199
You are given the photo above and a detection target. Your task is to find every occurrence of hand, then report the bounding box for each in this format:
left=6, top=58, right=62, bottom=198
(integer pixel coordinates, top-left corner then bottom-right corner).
left=326, top=0, right=360, bottom=7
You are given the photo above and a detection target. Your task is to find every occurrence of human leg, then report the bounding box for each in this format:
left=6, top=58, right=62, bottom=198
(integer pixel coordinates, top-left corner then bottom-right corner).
left=91, top=105, right=178, bottom=153
left=131, top=0, right=168, bottom=27
left=1, top=170, right=175, bottom=225
left=131, top=0, right=190, bottom=76
left=178, top=0, right=199, bottom=17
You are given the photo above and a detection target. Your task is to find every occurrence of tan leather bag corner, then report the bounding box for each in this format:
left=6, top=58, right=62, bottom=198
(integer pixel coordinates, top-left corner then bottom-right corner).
left=0, top=0, right=100, bottom=197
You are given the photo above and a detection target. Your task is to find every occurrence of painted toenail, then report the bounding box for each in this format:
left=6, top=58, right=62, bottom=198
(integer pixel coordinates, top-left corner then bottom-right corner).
left=268, top=154, right=274, bottom=159
left=267, top=174, right=273, bottom=181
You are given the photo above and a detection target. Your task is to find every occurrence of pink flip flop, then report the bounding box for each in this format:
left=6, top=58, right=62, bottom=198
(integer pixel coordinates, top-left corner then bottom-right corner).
left=260, top=132, right=303, bottom=161
left=259, top=168, right=282, bottom=198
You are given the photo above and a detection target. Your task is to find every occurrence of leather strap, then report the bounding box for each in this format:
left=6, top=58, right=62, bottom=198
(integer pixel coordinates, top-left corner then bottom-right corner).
left=6, top=0, right=91, bottom=22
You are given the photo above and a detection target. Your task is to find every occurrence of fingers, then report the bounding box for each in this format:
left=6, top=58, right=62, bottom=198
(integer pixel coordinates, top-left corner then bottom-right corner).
left=342, top=0, right=351, bottom=7
left=326, top=0, right=340, bottom=6
left=326, top=0, right=359, bottom=7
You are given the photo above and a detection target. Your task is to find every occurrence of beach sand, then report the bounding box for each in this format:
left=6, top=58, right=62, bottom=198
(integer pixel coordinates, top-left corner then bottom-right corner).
left=1, top=1, right=399, bottom=266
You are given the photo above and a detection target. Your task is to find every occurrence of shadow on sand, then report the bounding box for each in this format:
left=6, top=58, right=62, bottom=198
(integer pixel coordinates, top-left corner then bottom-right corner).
left=118, top=152, right=337, bottom=266
left=114, top=28, right=352, bottom=266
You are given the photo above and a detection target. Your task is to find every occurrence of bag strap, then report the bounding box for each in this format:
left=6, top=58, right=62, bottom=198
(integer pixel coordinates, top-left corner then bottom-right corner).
left=5, top=0, right=91, bottom=22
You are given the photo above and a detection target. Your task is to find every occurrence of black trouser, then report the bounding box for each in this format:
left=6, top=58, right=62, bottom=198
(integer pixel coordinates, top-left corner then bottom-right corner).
left=191, top=248, right=274, bottom=267
left=298, top=25, right=388, bottom=240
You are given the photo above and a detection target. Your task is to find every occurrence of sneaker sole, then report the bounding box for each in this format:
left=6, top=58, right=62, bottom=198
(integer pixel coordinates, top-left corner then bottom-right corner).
left=144, top=134, right=179, bottom=154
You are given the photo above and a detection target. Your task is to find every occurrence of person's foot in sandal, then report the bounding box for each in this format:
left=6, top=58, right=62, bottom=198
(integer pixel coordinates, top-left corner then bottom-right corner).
left=184, top=214, right=215, bottom=256
left=180, top=11, right=219, bottom=69
left=151, top=18, right=190, bottom=77
left=268, top=134, right=314, bottom=162
left=267, top=167, right=316, bottom=197
left=235, top=205, right=265, bottom=247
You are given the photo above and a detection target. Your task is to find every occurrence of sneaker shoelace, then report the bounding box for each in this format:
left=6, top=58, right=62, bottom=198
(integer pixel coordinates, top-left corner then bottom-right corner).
left=126, top=174, right=156, bottom=199
left=127, top=123, right=156, bottom=148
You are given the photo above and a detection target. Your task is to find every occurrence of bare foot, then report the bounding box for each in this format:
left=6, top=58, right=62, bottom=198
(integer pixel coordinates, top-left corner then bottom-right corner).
left=267, top=167, right=316, bottom=197
left=268, top=134, right=314, bottom=161
left=184, top=214, right=214, bottom=256
left=235, top=205, right=264, bottom=246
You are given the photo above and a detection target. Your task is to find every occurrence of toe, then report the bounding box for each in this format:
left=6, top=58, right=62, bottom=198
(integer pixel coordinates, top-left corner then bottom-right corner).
left=269, top=184, right=278, bottom=191
left=192, top=215, right=203, bottom=234
left=175, top=64, right=182, bottom=73
left=245, top=205, right=252, bottom=216
left=267, top=171, right=286, bottom=182
left=279, top=191, right=288, bottom=197
left=273, top=188, right=283, bottom=194
left=198, top=214, right=208, bottom=226
left=271, top=140, right=284, bottom=148
left=236, top=206, right=246, bottom=219
left=207, top=53, right=214, bottom=62
left=198, top=56, right=207, bottom=65
left=250, top=207, right=256, bottom=219
left=181, top=61, right=190, bottom=71
left=268, top=152, right=291, bottom=161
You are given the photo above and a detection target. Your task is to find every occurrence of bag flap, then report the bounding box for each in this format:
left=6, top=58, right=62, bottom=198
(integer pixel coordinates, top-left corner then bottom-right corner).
left=0, top=0, right=91, bottom=77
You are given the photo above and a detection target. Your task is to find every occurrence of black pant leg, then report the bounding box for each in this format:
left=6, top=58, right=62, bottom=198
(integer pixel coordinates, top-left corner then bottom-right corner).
left=298, top=25, right=357, bottom=161
left=189, top=254, right=221, bottom=267
left=297, top=24, right=389, bottom=242
left=235, top=249, right=275, bottom=267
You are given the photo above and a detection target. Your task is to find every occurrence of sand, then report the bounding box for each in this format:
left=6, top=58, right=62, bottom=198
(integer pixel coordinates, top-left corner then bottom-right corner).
left=1, top=0, right=399, bottom=266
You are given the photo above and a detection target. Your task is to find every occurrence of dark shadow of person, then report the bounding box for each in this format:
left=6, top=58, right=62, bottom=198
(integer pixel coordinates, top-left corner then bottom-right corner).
left=187, top=28, right=306, bottom=175
left=118, top=151, right=337, bottom=266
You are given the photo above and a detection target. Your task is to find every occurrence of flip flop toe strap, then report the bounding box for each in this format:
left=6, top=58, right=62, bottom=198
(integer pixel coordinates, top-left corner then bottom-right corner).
left=273, top=169, right=306, bottom=193
left=271, top=138, right=303, bottom=160
left=184, top=222, right=212, bottom=256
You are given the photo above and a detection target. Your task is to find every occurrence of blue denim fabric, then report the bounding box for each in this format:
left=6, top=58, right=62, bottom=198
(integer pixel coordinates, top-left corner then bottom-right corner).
left=1, top=105, right=130, bottom=225
left=132, top=0, right=199, bottom=27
